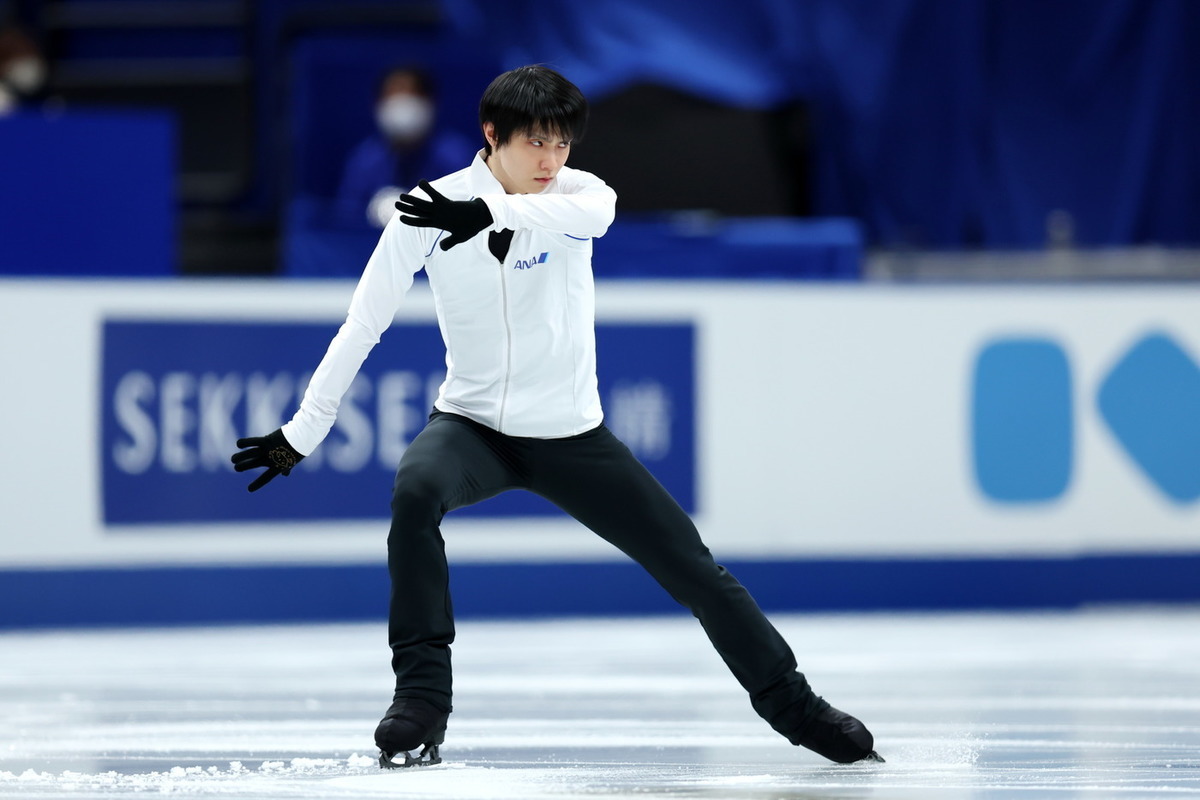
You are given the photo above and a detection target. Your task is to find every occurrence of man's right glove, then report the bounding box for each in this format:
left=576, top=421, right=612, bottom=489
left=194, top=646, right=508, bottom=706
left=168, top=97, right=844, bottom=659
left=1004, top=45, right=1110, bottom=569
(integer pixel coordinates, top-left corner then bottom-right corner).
left=396, top=179, right=493, bottom=251
left=231, top=428, right=304, bottom=492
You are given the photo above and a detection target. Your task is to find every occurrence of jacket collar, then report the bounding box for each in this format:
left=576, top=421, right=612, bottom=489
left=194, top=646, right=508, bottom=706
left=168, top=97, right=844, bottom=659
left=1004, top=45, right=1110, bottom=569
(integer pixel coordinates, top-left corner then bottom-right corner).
left=468, top=149, right=506, bottom=197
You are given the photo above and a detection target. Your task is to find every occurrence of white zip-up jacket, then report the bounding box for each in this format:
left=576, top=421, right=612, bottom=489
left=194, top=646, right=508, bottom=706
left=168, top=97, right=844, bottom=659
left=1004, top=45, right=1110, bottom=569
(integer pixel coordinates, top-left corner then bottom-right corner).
left=281, top=151, right=618, bottom=456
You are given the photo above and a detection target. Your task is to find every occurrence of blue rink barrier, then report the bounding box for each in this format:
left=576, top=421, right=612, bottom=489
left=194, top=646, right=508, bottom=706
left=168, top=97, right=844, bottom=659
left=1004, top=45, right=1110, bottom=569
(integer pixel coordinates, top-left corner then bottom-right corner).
left=1, top=553, right=1197, bottom=630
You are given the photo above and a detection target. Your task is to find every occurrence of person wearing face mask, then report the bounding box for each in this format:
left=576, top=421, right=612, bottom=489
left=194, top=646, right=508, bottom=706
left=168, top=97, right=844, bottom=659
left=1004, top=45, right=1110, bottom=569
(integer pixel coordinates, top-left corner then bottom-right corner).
left=333, top=65, right=475, bottom=228
left=0, top=24, right=48, bottom=115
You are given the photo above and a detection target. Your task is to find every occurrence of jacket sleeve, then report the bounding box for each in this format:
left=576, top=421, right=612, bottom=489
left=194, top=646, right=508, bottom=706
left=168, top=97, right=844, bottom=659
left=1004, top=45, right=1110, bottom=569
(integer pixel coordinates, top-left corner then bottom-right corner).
left=478, top=168, right=617, bottom=239
left=280, top=213, right=426, bottom=455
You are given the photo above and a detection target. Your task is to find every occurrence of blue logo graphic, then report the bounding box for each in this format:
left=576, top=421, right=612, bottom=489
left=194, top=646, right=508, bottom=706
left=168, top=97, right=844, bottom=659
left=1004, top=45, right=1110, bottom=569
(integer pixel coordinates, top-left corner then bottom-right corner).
left=973, top=331, right=1200, bottom=505
left=972, top=339, right=1073, bottom=502
left=101, top=320, right=694, bottom=524
left=514, top=252, right=549, bottom=270
left=1098, top=333, right=1200, bottom=503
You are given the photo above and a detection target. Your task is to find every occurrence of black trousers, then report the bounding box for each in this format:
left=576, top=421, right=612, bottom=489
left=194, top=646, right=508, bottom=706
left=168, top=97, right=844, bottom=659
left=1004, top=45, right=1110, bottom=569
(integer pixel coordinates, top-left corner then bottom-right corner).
left=386, top=410, right=823, bottom=738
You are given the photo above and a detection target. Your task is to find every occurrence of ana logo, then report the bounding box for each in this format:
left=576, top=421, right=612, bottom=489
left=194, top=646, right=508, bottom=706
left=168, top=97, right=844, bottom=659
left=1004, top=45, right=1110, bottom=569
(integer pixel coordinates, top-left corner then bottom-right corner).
left=514, top=252, right=549, bottom=270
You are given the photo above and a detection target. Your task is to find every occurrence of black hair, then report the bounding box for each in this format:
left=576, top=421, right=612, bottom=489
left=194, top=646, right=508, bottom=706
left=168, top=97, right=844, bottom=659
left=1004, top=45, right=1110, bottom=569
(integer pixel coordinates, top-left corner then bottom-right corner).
left=478, top=65, right=587, bottom=155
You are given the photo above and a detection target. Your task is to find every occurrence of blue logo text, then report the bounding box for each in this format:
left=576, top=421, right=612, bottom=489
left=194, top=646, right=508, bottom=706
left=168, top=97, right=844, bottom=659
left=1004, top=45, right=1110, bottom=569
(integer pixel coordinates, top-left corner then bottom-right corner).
left=514, top=252, right=549, bottom=270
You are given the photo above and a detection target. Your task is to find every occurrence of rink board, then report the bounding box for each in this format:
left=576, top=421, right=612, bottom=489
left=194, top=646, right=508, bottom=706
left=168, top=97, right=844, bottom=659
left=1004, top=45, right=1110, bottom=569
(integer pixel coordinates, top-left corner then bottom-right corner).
left=1, top=278, right=1199, bottom=627
left=2, top=552, right=1200, bottom=628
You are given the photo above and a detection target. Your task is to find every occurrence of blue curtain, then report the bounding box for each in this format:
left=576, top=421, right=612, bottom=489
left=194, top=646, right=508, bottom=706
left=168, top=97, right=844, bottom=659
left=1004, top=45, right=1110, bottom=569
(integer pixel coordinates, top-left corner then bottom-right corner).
left=446, top=0, right=1200, bottom=247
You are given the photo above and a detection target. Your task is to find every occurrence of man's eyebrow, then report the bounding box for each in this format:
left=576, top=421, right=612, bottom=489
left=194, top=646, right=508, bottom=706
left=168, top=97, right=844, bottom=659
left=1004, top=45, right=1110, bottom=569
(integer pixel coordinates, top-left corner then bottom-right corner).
left=527, top=131, right=570, bottom=141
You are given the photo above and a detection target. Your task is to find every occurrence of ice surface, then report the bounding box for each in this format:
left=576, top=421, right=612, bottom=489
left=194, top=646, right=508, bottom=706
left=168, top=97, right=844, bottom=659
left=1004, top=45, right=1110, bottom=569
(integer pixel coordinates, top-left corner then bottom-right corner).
left=2, top=610, right=1199, bottom=798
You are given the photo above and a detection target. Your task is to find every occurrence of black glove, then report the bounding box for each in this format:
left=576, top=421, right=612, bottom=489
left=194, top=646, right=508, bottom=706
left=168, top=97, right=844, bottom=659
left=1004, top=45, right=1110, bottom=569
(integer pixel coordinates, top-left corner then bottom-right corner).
left=231, top=428, right=304, bottom=492
left=396, top=180, right=493, bottom=251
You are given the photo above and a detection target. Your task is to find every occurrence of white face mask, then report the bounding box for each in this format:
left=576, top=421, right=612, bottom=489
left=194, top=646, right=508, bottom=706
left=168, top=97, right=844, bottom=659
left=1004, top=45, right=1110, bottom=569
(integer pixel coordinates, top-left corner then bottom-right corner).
left=4, top=57, right=46, bottom=95
left=375, top=94, right=433, bottom=142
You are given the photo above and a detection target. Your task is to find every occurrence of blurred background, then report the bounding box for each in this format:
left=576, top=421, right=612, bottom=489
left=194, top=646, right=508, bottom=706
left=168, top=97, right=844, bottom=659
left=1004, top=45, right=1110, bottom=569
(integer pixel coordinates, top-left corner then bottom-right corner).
left=1, top=0, right=1198, bottom=629
left=4, top=0, right=1197, bottom=278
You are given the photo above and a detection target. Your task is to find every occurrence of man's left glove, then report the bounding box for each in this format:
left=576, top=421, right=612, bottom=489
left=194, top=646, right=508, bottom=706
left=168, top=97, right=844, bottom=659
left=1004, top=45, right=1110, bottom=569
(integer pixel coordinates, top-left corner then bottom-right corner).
left=396, top=179, right=493, bottom=251
left=231, top=428, right=304, bottom=492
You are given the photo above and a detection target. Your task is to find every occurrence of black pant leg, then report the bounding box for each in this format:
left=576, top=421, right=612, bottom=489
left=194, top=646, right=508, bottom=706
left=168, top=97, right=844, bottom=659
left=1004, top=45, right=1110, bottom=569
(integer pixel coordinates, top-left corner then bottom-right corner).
left=528, top=424, right=824, bottom=737
left=387, top=412, right=524, bottom=710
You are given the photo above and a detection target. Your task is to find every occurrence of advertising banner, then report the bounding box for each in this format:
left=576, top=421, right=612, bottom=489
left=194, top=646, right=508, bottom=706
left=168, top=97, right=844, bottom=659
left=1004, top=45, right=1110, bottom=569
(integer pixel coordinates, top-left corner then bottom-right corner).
left=100, top=320, right=695, bottom=524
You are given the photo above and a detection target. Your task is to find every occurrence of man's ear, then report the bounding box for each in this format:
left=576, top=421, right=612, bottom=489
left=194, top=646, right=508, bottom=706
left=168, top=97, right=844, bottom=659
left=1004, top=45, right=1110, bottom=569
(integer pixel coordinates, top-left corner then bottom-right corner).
left=482, top=121, right=497, bottom=149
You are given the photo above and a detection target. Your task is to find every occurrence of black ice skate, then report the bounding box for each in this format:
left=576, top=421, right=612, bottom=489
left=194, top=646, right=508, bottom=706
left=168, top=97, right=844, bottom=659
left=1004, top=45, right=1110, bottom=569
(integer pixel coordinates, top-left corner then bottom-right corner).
left=792, top=702, right=884, bottom=764
left=374, top=696, right=449, bottom=769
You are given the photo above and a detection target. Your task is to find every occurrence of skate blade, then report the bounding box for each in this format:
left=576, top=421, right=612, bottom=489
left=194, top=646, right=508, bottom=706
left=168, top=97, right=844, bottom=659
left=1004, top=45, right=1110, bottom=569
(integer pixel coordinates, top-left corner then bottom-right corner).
left=861, top=750, right=885, bottom=763
left=379, top=743, right=442, bottom=769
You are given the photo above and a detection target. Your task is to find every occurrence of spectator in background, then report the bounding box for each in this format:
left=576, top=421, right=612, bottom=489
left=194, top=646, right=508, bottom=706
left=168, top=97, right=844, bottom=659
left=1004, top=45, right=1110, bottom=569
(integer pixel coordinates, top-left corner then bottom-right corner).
left=0, top=24, right=47, bottom=115
left=334, top=65, right=475, bottom=228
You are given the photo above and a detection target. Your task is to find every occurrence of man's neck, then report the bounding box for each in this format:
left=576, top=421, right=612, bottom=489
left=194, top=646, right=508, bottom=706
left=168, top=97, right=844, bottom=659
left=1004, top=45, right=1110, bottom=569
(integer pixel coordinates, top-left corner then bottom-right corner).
left=483, top=153, right=516, bottom=195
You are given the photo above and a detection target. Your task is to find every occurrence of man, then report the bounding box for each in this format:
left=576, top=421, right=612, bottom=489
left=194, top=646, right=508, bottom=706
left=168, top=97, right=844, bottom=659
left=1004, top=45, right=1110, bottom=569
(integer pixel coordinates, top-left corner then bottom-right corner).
left=233, top=65, right=881, bottom=769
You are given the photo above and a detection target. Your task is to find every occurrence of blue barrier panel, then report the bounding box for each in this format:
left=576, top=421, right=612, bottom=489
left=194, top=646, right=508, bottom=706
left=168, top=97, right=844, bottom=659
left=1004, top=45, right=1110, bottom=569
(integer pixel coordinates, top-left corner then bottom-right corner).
left=3, top=553, right=1199, bottom=629
left=596, top=217, right=862, bottom=279
left=0, top=111, right=175, bottom=276
left=284, top=196, right=862, bottom=279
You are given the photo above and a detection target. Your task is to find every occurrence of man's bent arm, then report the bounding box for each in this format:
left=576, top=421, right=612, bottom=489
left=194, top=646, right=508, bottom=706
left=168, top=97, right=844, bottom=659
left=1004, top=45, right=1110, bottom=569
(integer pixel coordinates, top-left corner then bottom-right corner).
left=480, top=169, right=616, bottom=239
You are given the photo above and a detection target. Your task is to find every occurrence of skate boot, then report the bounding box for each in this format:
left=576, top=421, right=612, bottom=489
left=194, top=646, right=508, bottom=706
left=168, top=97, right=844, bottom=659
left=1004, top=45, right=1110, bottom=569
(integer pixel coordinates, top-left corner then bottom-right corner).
left=374, top=696, right=449, bottom=769
left=791, top=700, right=884, bottom=764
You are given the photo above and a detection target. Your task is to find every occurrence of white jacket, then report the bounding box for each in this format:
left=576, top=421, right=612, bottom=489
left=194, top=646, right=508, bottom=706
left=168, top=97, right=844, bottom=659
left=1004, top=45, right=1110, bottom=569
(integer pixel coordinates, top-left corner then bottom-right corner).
left=282, top=151, right=618, bottom=456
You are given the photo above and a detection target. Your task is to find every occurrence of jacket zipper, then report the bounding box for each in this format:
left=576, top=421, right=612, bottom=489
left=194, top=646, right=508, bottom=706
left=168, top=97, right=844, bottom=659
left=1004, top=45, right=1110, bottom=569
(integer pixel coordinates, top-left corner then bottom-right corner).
left=497, top=251, right=512, bottom=429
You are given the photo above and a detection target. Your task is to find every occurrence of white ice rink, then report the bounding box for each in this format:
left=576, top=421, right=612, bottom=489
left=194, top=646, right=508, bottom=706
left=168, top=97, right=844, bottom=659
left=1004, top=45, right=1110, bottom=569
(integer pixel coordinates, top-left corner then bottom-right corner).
left=2, top=609, right=1199, bottom=799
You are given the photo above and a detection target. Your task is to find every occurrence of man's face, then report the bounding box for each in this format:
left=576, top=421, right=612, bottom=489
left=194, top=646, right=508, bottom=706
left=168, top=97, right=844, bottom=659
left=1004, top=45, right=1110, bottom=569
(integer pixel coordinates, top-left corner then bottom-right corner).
left=483, top=122, right=571, bottom=194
